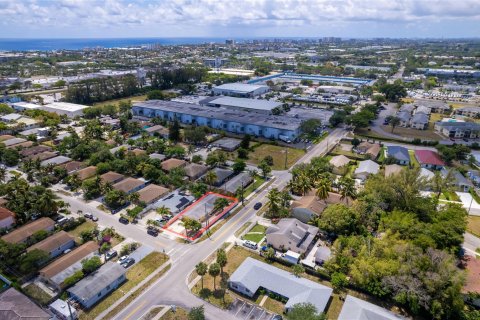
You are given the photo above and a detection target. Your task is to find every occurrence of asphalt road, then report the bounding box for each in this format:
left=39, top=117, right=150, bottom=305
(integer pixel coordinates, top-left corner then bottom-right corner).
left=110, top=128, right=348, bottom=320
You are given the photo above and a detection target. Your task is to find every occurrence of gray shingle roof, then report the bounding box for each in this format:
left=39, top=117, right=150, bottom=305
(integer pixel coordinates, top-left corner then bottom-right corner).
left=386, top=146, right=410, bottom=162
left=229, top=257, right=332, bottom=312
left=338, top=295, right=405, bottom=320
left=0, top=288, right=51, bottom=320
left=68, top=262, right=125, bottom=302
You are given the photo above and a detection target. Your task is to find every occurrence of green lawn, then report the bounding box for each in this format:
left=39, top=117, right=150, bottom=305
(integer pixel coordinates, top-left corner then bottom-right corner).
left=23, top=283, right=52, bottom=305
left=408, top=150, right=419, bottom=168
left=440, top=191, right=460, bottom=202
left=67, top=221, right=97, bottom=244
left=93, top=94, right=148, bottom=107
left=378, top=147, right=386, bottom=163
left=468, top=216, right=480, bottom=238
left=247, top=144, right=305, bottom=170
left=244, top=177, right=266, bottom=197
left=242, top=224, right=267, bottom=243
left=79, top=252, right=168, bottom=320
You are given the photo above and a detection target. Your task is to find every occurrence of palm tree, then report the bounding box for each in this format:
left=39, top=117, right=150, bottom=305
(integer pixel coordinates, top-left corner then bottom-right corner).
left=266, top=188, right=282, bottom=218
left=0, top=166, right=6, bottom=183
left=296, top=172, right=313, bottom=196
left=156, top=206, right=171, bottom=217
left=339, top=177, right=356, bottom=204
left=128, top=192, right=140, bottom=204
left=431, top=170, right=453, bottom=201
left=204, top=170, right=217, bottom=190
left=208, top=263, right=221, bottom=290
left=216, top=248, right=227, bottom=275
left=195, top=262, right=208, bottom=289
left=316, top=178, right=331, bottom=204
left=36, top=189, right=58, bottom=216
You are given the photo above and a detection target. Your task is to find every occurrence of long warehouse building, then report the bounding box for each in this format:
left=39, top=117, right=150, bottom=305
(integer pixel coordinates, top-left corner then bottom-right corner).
left=132, top=100, right=302, bottom=141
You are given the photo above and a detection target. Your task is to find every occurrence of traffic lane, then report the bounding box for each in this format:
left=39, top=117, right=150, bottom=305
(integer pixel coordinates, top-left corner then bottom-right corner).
left=55, top=192, right=175, bottom=251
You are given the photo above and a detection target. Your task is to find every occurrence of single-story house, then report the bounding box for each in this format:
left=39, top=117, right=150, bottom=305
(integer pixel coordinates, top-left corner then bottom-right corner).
left=112, top=177, right=146, bottom=194
left=57, top=160, right=85, bottom=174
left=184, top=163, right=209, bottom=180
left=49, top=299, right=79, bottom=320
left=221, top=171, right=253, bottom=193
left=410, top=112, right=429, bottom=130
left=137, top=184, right=169, bottom=205
left=468, top=171, right=480, bottom=186
left=2, top=137, right=27, bottom=147
left=420, top=168, right=435, bottom=181
left=291, top=192, right=350, bottom=223
left=68, top=261, right=126, bottom=309
left=26, top=151, right=58, bottom=162
left=27, top=230, right=75, bottom=259
left=399, top=104, right=415, bottom=113
left=414, top=150, right=445, bottom=170
left=161, top=158, right=187, bottom=172
left=144, top=125, right=169, bottom=138
left=2, top=217, right=55, bottom=244
left=329, top=155, right=350, bottom=174
left=354, top=160, right=380, bottom=180
left=109, top=144, right=131, bottom=155
left=338, top=295, right=405, bottom=320
left=6, top=140, right=34, bottom=150
left=41, top=155, right=72, bottom=167
left=0, top=288, right=51, bottom=320
left=39, top=241, right=99, bottom=290
left=384, top=164, right=404, bottom=177
left=415, top=105, right=431, bottom=115
left=229, top=258, right=332, bottom=313
left=266, top=218, right=319, bottom=254
left=131, top=148, right=146, bottom=156
left=75, top=166, right=97, bottom=181
left=210, top=167, right=235, bottom=186
left=442, top=169, right=473, bottom=192
left=385, top=146, right=410, bottom=165
left=0, top=207, right=15, bottom=230
left=356, top=141, right=381, bottom=159
left=100, top=171, right=125, bottom=185
left=149, top=153, right=166, bottom=161
left=20, top=145, right=52, bottom=157
left=212, top=137, right=242, bottom=151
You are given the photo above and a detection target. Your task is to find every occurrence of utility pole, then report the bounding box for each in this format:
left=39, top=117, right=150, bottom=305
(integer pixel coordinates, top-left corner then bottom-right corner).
left=66, top=298, right=74, bottom=320
left=284, top=147, right=288, bottom=170
left=241, top=181, right=245, bottom=206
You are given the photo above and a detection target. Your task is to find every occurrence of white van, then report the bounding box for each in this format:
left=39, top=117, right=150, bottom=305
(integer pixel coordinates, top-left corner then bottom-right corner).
left=243, top=240, right=258, bottom=250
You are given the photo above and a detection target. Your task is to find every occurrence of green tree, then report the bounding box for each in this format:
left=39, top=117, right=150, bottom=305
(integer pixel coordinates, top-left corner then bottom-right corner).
left=147, top=89, right=166, bottom=100
left=240, top=134, right=251, bottom=149
left=203, top=170, right=217, bottom=190
left=300, top=119, right=321, bottom=136
left=315, top=178, right=331, bottom=204
left=208, top=262, right=221, bottom=290
left=258, top=160, right=271, bottom=179
left=286, top=303, right=326, bottom=320
left=104, top=189, right=128, bottom=210
left=81, top=256, right=102, bottom=274
left=188, top=306, right=205, bottom=320
left=265, top=247, right=275, bottom=260
left=216, top=248, right=227, bottom=275
left=169, top=119, right=181, bottom=142
left=232, top=159, right=246, bottom=173
left=292, top=264, right=305, bottom=277
left=338, top=176, right=356, bottom=204
left=386, top=116, right=401, bottom=133
left=195, top=262, right=208, bottom=289
left=237, top=148, right=249, bottom=159
left=20, top=249, right=49, bottom=273
left=318, top=204, right=359, bottom=236
left=331, top=272, right=349, bottom=291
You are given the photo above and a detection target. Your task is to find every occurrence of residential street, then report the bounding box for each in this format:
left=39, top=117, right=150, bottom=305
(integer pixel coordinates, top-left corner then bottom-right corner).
left=107, top=128, right=348, bottom=320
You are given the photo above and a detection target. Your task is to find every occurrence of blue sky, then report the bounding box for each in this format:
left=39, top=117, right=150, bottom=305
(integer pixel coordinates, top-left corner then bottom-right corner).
left=0, top=0, right=479, bottom=38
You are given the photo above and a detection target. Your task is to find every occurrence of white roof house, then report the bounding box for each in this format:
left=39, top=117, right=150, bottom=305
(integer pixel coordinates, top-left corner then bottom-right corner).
left=420, top=168, right=435, bottom=180
left=229, top=257, right=332, bottom=312
left=354, top=160, right=380, bottom=180
left=338, top=295, right=405, bottom=320
left=329, top=155, right=350, bottom=168
left=41, top=102, right=88, bottom=117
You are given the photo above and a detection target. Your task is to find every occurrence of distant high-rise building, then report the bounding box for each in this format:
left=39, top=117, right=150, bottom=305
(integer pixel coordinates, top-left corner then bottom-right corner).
left=226, top=39, right=235, bottom=45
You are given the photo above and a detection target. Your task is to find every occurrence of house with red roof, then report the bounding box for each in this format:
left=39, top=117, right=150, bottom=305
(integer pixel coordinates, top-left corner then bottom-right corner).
left=0, top=207, right=14, bottom=230
left=414, top=150, right=445, bottom=170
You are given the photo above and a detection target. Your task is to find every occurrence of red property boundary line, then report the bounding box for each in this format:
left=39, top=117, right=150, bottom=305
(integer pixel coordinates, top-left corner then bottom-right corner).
left=161, top=192, right=238, bottom=241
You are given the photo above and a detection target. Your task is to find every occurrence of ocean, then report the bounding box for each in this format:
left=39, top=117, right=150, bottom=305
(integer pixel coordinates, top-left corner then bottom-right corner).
left=0, top=38, right=231, bottom=51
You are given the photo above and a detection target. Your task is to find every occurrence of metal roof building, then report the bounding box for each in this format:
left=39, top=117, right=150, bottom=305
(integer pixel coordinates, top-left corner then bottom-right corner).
left=212, top=83, right=269, bottom=97
left=203, top=96, right=282, bottom=115
left=338, top=295, right=405, bottom=320
left=229, top=257, right=332, bottom=312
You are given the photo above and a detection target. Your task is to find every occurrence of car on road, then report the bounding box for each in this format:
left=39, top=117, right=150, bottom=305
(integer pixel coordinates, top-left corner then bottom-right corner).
left=91, top=215, right=98, bottom=222
left=147, top=226, right=159, bottom=237
left=122, top=258, right=135, bottom=268
left=84, top=212, right=93, bottom=219
left=117, top=255, right=129, bottom=264
left=119, top=216, right=129, bottom=224
left=243, top=240, right=258, bottom=250
left=106, top=250, right=118, bottom=261
left=253, top=202, right=262, bottom=210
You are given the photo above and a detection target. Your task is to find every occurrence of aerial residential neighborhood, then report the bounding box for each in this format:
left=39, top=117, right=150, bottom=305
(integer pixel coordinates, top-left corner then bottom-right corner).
left=0, top=1, right=479, bottom=320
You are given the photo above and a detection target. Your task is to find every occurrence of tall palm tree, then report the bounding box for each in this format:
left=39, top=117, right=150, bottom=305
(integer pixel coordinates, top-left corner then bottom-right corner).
left=266, top=188, right=282, bottom=217
left=156, top=206, right=171, bottom=217
left=316, top=177, right=331, bottom=204
left=0, top=166, right=6, bottom=183
left=339, top=177, right=356, bottom=205
left=204, top=170, right=217, bottom=190
left=195, top=262, right=208, bottom=289
left=36, top=189, right=58, bottom=216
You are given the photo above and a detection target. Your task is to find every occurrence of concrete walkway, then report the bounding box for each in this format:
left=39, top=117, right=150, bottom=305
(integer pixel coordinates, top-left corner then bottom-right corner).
left=95, top=257, right=171, bottom=320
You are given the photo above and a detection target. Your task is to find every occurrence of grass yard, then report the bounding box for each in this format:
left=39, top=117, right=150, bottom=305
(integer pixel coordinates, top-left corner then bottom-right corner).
left=93, top=94, right=148, bottom=107
left=382, top=125, right=443, bottom=140
left=440, top=191, right=460, bottom=202
left=467, top=216, right=480, bottom=238
left=242, top=224, right=267, bottom=243
left=234, top=222, right=252, bottom=237
left=244, top=177, right=266, bottom=197
left=160, top=307, right=189, bottom=320
left=23, top=283, right=52, bottom=305
left=67, top=220, right=97, bottom=244
left=262, top=296, right=285, bottom=315
left=142, top=307, right=163, bottom=320
left=408, top=150, right=420, bottom=168
left=377, top=147, right=386, bottom=163
left=79, top=252, right=168, bottom=320
left=247, top=144, right=305, bottom=170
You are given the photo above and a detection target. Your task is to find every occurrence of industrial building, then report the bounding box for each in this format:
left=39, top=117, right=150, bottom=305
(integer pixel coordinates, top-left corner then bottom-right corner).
left=212, top=83, right=269, bottom=97
left=40, top=102, right=88, bottom=117
left=201, top=96, right=282, bottom=115
left=132, top=100, right=302, bottom=141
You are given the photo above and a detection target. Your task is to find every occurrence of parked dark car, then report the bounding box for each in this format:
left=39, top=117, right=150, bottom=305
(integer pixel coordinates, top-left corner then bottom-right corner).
left=253, top=202, right=262, bottom=210
left=119, top=217, right=129, bottom=224
left=147, top=226, right=159, bottom=237
left=122, top=258, right=135, bottom=268
left=84, top=212, right=93, bottom=219
left=105, top=250, right=118, bottom=261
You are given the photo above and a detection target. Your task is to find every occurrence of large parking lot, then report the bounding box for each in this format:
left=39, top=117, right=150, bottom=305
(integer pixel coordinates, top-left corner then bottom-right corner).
left=228, top=298, right=278, bottom=320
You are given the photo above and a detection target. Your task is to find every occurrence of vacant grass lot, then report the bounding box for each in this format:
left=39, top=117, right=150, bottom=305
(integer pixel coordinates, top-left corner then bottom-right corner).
left=23, top=283, right=52, bottom=305
left=79, top=252, right=168, bottom=320
left=468, top=216, right=480, bottom=238
left=247, top=144, right=305, bottom=170
left=67, top=220, right=97, bottom=244
left=382, top=125, right=443, bottom=140
left=160, top=307, right=189, bottom=320
left=93, top=94, right=148, bottom=107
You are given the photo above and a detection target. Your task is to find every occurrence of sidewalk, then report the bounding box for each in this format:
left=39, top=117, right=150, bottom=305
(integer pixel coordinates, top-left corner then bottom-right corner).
left=95, top=258, right=171, bottom=320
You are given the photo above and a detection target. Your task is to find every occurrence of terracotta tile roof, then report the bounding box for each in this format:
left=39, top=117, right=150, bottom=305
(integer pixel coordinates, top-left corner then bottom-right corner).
left=112, top=177, right=144, bottom=193
left=26, top=151, right=57, bottom=161
left=57, top=161, right=85, bottom=173
left=20, top=145, right=52, bottom=157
